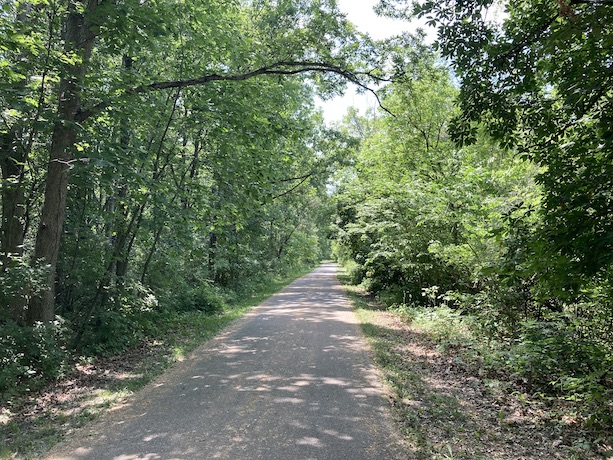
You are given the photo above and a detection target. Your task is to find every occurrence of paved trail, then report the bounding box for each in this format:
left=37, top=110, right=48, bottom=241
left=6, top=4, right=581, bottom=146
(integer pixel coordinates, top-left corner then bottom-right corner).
left=46, top=263, right=402, bottom=460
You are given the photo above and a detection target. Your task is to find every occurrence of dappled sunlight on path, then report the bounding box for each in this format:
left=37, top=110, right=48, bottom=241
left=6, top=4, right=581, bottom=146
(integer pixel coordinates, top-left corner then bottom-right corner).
left=44, top=263, right=401, bottom=460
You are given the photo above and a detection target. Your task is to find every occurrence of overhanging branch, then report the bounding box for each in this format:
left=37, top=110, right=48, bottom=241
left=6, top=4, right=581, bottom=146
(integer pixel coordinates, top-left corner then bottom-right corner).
left=272, top=174, right=313, bottom=200
left=76, top=61, right=393, bottom=123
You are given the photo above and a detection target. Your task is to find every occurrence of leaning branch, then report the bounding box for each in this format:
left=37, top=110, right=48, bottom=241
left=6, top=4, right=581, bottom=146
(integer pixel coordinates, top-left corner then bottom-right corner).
left=272, top=175, right=313, bottom=200
left=277, top=172, right=315, bottom=183
left=76, top=61, right=393, bottom=123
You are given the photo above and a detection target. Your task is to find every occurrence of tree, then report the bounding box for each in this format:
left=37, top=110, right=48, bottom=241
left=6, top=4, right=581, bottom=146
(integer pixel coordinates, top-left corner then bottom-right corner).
left=377, top=0, right=613, bottom=287
left=333, top=57, right=538, bottom=305
left=2, top=0, right=392, bottom=323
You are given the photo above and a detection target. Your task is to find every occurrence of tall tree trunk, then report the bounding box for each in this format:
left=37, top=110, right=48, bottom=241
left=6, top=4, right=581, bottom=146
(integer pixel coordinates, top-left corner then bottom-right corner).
left=0, top=132, right=27, bottom=322
left=0, top=133, right=25, bottom=262
left=27, top=3, right=97, bottom=324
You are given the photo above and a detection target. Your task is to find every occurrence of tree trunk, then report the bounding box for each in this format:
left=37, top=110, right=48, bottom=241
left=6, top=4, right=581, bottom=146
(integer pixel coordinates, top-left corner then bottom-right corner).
left=0, top=132, right=27, bottom=322
left=0, top=133, right=26, bottom=262
left=27, top=3, right=98, bottom=324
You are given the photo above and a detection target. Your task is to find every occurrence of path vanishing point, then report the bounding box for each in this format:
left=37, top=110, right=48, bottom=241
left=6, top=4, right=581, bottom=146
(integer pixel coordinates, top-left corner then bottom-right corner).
left=45, top=263, right=403, bottom=460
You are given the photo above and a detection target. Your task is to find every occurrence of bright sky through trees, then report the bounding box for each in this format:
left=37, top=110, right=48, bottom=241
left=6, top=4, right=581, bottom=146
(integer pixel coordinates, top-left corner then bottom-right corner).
left=318, top=0, right=431, bottom=123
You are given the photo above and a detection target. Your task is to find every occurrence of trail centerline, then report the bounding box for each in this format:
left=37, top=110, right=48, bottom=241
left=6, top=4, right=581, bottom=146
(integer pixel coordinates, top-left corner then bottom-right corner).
left=45, top=263, right=402, bottom=460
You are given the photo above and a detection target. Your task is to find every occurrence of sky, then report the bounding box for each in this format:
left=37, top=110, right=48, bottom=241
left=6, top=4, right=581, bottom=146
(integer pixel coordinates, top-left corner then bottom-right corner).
left=317, top=0, right=431, bottom=123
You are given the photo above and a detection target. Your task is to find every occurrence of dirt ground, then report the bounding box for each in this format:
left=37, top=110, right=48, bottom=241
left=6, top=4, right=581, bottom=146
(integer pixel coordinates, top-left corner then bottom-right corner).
left=355, top=301, right=612, bottom=460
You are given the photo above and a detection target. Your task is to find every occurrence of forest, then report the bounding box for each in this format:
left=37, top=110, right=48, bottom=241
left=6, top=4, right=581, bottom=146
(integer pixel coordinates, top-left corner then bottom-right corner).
left=1, top=0, right=612, bottom=455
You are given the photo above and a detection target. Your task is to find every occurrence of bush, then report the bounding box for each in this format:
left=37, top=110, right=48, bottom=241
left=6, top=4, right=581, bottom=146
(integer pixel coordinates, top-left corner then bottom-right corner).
left=0, top=255, right=49, bottom=322
left=75, top=283, right=168, bottom=355
left=172, top=281, right=227, bottom=314
left=389, top=303, right=475, bottom=350
left=506, top=317, right=610, bottom=390
left=344, top=260, right=365, bottom=285
left=0, top=319, right=67, bottom=402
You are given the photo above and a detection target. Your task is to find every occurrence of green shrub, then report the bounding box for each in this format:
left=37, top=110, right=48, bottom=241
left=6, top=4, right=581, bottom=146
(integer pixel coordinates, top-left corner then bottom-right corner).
left=389, top=303, right=475, bottom=350
left=76, top=283, right=168, bottom=355
left=344, top=260, right=365, bottom=285
left=0, top=255, right=50, bottom=322
left=506, top=317, right=610, bottom=389
left=0, top=319, right=67, bottom=403
left=172, top=281, right=227, bottom=314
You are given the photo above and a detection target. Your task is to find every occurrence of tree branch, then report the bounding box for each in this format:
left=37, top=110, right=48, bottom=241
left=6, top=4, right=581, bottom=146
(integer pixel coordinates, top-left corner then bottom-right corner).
left=277, top=172, right=314, bottom=183
left=76, top=61, right=393, bottom=122
left=272, top=174, right=312, bottom=200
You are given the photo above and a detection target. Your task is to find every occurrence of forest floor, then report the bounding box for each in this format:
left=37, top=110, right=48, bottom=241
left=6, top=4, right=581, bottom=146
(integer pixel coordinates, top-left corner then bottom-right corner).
left=2, top=265, right=611, bottom=459
left=341, top=279, right=612, bottom=460
left=1, top=267, right=314, bottom=459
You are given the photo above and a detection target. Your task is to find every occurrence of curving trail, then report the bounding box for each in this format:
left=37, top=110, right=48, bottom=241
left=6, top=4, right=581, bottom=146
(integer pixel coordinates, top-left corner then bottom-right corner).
left=45, top=263, right=403, bottom=460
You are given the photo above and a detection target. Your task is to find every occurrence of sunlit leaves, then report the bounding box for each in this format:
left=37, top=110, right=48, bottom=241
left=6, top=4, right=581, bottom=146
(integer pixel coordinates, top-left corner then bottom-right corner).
left=377, top=0, right=613, bottom=282
left=333, top=58, right=538, bottom=302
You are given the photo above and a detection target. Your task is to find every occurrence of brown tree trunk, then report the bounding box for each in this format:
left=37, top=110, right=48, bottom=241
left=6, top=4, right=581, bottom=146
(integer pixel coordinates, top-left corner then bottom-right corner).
left=0, top=134, right=25, bottom=262
left=27, top=3, right=98, bottom=324
left=0, top=132, right=27, bottom=322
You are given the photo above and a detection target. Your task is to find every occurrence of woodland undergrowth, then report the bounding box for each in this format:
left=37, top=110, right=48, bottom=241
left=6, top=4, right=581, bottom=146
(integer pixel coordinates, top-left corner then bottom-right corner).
left=0, top=266, right=314, bottom=459
left=339, top=269, right=613, bottom=459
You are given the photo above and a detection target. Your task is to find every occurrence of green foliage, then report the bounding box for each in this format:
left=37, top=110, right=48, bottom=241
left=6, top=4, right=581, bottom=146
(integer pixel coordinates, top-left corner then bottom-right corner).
left=388, top=301, right=612, bottom=430
left=506, top=317, right=609, bottom=391
left=391, top=303, right=473, bottom=348
left=8, top=0, right=349, bottom=359
left=171, top=281, right=227, bottom=314
left=0, top=0, right=389, bottom=427
left=333, top=55, right=536, bottom=307
left=389, top=0, right=613, bottom=284
left=0, top=319, right=67, bottom=403
left=75, top=283, right=165, bottom=355
left=343, top=259, right=366, bottom=285
left=0, top=256, right=49, bottom=319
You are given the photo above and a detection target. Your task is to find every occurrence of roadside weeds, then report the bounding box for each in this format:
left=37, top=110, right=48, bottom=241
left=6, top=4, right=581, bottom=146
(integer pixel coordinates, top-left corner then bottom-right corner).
left=340, top=274, right=610, bottom=460
left=0, top=267, right=313, bottom=460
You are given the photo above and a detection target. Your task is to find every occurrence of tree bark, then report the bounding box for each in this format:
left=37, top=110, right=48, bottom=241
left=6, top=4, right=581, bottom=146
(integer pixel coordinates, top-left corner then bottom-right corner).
left=0, top=133, right=25, bottom=262
left=27, top=2, right=98, bottom=324
left=0, top=132, right=27, bottom=323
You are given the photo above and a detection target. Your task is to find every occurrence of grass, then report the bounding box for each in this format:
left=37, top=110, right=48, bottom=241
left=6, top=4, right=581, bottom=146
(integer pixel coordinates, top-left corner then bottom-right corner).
left=337, top=268, right=607, bottom=460
left=0, top=265, right=315, bottom=460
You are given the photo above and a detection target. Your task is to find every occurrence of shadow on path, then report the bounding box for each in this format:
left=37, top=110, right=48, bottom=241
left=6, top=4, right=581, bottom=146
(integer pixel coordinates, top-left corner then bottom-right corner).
left=45, top=263, right=402, bottom=460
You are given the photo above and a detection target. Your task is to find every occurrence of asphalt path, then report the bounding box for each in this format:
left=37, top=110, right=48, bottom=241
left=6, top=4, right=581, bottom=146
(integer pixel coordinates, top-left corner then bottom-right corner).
left=45, top=263, right=403, bottom=460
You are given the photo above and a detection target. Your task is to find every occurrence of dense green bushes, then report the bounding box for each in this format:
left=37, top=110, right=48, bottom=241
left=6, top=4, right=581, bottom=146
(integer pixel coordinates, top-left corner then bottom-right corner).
left=333, top=60, right=613, bottom=435
left=0, top=320, right=67, bottom=403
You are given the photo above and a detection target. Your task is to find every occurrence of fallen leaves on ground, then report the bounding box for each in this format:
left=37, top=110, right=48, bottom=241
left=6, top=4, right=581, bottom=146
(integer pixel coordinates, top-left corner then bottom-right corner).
left=356, top=302, right=611, bottom=460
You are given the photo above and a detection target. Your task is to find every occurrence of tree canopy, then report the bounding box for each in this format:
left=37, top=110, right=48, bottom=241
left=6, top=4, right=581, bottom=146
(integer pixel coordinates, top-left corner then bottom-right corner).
left=377, top=0, right=613, bottom=287
left=0, top=0, right=401, bottom=325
